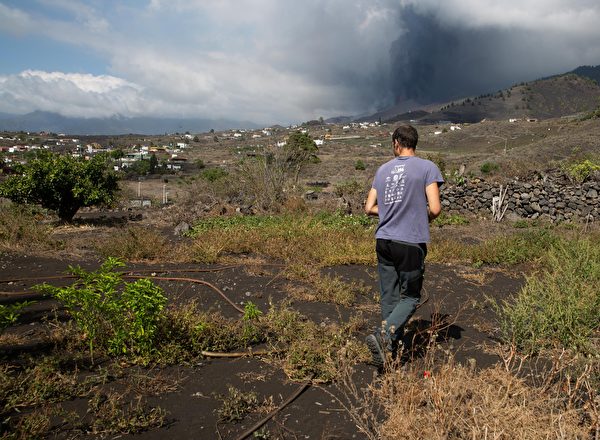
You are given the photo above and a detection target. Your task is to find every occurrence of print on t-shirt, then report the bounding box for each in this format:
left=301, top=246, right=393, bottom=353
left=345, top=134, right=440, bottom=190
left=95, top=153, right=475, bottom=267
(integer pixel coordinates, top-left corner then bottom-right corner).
left=383, top=164, right=406, bottom=205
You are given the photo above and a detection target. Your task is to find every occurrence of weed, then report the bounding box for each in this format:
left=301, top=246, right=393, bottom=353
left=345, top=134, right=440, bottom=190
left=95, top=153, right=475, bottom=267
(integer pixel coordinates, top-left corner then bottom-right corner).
left=480, top=161, right=499, bottom=174
left=200, top=167, right=228, bottom=182
left=429, top=228, right=558, bottom=266
left=186, top=212, right=375, bottom=267
left=35, top=257, right=167, bottom=359
left=2, top=357, right=99, bottom=410
left=284, top=268, right=369, bottom=306
left=355, top=159, right=366, bottom=170
left=88, top=392, right=165, bottom=435
left=431, top=212, right=469, bottom=227
left=217, top=385, right=259, bottom=422
left=95, top=226, right=170, bottom=261
left=264, top=302, right=369, bottom=382
left=243, top=301, right=263, bottom=321
left=0, top=301, right=35, bottom=334
left=497, top=238, right=600, bottom=354
left=0, top=204, right=53, bottom=251
left=154, top=301, right=266, bottom=363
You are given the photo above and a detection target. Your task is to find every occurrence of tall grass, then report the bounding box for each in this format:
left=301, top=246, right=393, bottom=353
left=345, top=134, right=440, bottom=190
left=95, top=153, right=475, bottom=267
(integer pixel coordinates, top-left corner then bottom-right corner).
left=186, top=212, right=377, bottom=266
left=498, top=237, right=600, bottom=354
left=0, top=204, right=53, bottom=251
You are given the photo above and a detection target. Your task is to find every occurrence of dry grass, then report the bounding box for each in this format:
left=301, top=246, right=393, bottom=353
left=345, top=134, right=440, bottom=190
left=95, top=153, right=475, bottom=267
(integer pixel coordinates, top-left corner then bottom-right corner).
left=331, top=349, right=597, bottom=440
left=94, top=226, right=172, bottom=262
left=379, top=361, right=590, bottom=440
left=0, top=204, right=55, bottom=252
left=183, top=213, right=376, bottom=266
left=283, top=265, right=370, bottom=306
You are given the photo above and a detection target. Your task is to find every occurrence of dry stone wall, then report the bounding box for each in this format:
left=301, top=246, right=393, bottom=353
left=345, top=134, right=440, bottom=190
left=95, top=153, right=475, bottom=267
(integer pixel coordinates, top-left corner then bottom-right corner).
left=441, top=172, right=600, bottom=223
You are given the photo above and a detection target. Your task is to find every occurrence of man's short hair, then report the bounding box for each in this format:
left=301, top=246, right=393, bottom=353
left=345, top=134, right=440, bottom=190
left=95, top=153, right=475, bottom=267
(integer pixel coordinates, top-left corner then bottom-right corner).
left=392, top=125, right=418, bottom=150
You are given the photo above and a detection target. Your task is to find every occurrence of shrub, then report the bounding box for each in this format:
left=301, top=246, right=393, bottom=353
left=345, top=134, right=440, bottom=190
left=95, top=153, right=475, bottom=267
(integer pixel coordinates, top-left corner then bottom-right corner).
left=566, top=159, right=600, bottom=182
left=355, top=160, right=366, bottom=170
left=497, top=238, right=599, bottom=354
left=480, top=161, right=499, bottom=174
left=200, top=167, right=228, bottom=182
left=35, top=257, right=167, bottom=359
left=0, top=151, right=119, bottom=222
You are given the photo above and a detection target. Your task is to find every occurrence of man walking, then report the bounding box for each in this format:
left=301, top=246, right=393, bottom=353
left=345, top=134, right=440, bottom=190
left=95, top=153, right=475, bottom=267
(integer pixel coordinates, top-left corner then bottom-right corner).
left=364, top=124, right=443, bottom=367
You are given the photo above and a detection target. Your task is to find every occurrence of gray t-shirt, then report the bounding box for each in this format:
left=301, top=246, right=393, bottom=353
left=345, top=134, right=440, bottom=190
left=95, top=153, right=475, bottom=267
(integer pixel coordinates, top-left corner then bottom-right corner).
left=372, top=156, right=444, bottom=243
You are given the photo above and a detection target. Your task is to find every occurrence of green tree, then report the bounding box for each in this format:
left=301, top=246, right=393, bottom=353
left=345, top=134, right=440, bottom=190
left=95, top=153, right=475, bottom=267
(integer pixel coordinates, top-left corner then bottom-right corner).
left=284, top=132, right=319, bottom=183
left=149, top=153, right=159, bottom=174
left=0, top=151, right=119, bottom=222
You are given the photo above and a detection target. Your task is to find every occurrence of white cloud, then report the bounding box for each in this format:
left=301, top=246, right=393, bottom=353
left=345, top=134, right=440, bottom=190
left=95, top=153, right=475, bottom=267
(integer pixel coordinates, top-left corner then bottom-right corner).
left=0, top=71, right=145, bottom=118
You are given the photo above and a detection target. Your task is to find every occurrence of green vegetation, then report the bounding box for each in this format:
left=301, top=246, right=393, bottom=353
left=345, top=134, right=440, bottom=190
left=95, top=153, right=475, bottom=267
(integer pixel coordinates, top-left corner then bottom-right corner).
left=217, top=386, right=259, bottom=422
left=0, top=301, right=34, bottom=334
left=187, top=212, right=376, bottom=266
left=355, top=159, right=366, bottom=170
left=480, top=161, right=499, bottom=174
left=285, top=131, right=319, bottom=182
left=566, top=159, right=600, bottom=182
left=432, top=212, right=470, bottom=226
left=200, top=167, right=228, bottom=182
left=36, top=257, right=167, bottom=359
left=0, top=151, right=119, bottom=222
left=497, top=237, right=599, bottom=354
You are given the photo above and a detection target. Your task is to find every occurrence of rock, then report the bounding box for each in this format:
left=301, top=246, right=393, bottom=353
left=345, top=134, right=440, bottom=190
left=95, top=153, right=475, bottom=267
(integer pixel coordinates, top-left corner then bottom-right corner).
left=521, top=193, right=531, bottom=200
left=530, top=202, right=542, bottom=213
left=174, top=221, right=190, bottom=235
left=587, top=189, right=598, bottom=198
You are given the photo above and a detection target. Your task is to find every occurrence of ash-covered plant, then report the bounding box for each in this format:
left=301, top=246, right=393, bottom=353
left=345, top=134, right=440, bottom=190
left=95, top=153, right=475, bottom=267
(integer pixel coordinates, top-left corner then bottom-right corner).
left=35, top=257, right=166, bottom=359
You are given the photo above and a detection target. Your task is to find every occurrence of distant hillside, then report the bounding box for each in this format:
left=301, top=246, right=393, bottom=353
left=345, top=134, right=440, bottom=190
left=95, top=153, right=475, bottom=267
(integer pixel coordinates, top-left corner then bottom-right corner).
left=0, top=111, right=260, bottom=135
left=421, top=73, right=600, bottom=123
left=568, top=65, right=600, bottom=85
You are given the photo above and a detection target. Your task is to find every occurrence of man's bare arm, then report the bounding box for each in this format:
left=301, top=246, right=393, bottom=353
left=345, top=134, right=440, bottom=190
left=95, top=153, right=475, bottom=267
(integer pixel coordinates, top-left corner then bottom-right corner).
left=365, top=188, right=378, bottom=216
left=425, top=182, right=441, bottom=221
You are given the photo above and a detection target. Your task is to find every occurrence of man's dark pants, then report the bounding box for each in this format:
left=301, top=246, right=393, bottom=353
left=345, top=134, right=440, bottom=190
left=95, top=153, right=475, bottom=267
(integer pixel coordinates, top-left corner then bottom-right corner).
left=376, top=239, right=426, bottom=349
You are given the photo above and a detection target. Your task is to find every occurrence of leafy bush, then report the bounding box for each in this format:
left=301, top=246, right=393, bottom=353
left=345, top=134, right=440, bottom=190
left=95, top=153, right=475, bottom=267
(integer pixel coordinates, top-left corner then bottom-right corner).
left=480, top=161, right=499, bottom=174
left=497, top=238, right=599, bottom=354
left=355, top=159, right=366, bottom=170
left=200, top=167, right=228, bottom=182
left=36, top=257, right=167, bottom=358
left=0, top=151, right=119, bottom=222
left=566, top=159, right=600, bottom=182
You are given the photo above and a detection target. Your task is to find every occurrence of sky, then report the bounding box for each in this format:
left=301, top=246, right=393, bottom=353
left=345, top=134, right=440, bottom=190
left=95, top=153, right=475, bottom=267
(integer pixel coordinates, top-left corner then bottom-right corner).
left=1, top=0, right=600, bottom=126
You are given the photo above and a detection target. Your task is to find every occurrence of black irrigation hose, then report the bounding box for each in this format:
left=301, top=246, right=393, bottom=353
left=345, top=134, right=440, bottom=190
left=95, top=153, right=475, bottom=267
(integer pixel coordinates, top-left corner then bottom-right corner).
left=234, top=375, right=314, bottom=440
